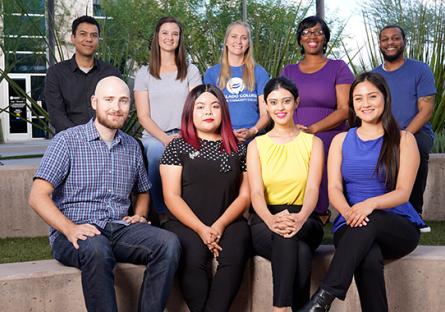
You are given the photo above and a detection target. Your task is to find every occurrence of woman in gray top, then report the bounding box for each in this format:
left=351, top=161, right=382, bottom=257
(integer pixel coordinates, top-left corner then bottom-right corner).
left=134, top=16, right=202, bottom=217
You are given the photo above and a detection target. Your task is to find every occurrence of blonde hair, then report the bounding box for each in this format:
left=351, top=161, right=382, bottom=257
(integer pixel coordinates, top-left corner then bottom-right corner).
left=218, top=21, right=256, bottom=91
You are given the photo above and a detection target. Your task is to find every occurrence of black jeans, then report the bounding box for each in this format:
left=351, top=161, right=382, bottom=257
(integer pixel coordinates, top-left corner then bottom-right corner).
left=164, top=219, right=251, bottom=312
left=52, top=222, right=181, bottom=312
left=411, top=129, right=433, bottom=214
left=250, top=205, right=324, bottom=310
left=321, top=211, right=420, bottom=312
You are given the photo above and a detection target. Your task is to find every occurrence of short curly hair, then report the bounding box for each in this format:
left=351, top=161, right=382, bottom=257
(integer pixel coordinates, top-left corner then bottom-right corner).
left=296, top=16, right=330, bottom=55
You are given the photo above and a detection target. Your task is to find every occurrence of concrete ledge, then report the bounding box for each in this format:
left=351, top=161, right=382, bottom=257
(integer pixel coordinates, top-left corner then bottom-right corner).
left=0, top=165, right=48, bottom=238
left=253, top=245, right=445, bottom=312
left=0, top=260, right=143, bottom=312
left=423, top=154, right=445, bottom=220
left=0, top=246, right=444, bottom=312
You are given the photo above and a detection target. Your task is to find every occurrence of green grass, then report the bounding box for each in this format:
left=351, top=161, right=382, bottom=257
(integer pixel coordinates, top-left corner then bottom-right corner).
left=0, top=237, right=51, bottom=264
left=1, top=222, right=444, bottom=264
left=0, top=154, right=43, bottom=160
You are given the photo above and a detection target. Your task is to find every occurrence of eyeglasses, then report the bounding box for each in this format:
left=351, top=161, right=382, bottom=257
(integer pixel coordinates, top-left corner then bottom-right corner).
left=301, top=29, right=324, bottom=37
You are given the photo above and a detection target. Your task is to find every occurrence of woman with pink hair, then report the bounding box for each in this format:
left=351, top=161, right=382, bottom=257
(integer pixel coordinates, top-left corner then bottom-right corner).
left=160, top=84, right=251, bottom=312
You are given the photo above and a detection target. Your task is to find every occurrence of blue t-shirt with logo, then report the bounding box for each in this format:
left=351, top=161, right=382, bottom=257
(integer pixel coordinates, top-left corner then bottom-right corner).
left=373, top=59, right=437, bottom=140
left=204, top=64, right=270, bottom=129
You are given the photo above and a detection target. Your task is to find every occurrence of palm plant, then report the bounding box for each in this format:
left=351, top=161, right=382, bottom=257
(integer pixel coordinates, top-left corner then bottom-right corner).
left=432, top=129, right=445, bottom=153
left=1, top=0, right=350, bottom=140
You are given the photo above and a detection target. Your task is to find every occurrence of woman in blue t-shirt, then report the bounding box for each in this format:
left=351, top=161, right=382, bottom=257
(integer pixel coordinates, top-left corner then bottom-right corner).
left=301, top=72, right=425, bottom=312
left=204, top=21, right=270, bottom=143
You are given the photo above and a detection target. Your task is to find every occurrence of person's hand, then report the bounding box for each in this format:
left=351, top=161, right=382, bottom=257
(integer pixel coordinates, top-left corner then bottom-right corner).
left=65, top=223, right=101, bottom=249
left=265, top=210, right=295, bottom=236
left=296, top=124, right=307, bottom=131
left=283, top=212, right=307, bottom=238
left=234, top=128, right=258, bottom=141
left=208, top=241, right=223, bottom=258
left=198, top=225, right=222, bottom=257
left=209, top=221, right=225, bottom=257
left=299, top=124, right=317, bottom=134
left=198, top=225, right=219, bottom=244
left=346, top=199, right=375, bottom=227
left=161, top=133, right=179, bottom=146
left=210, top=221, right=225, bottom=242
left=234, top=129, right=249, bottom=142
left=123, top=215, right=149, bottom=224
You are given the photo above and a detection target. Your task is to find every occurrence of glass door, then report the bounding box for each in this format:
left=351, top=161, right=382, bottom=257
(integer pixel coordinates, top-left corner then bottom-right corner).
left=30, top=75, right=47, bottom=138
left=6, top=73, right=47, bottom=140
left=7, top=76, right=28, bottom=138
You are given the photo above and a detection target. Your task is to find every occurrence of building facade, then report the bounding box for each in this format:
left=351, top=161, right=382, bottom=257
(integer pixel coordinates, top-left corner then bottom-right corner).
left=0, top=0, right=103, bottom=142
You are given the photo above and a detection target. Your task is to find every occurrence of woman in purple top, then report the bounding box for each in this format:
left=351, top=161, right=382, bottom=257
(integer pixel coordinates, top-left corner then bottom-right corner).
left=281, top=16, right=354, bottom=219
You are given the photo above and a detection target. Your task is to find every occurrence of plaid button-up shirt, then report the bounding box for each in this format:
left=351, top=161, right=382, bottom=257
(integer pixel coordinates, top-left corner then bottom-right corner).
left=35, top=119, right=150, bottom=245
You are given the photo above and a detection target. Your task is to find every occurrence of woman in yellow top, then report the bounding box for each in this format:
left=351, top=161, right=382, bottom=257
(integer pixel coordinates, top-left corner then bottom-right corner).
left=247, top=77, right=324, bottom=311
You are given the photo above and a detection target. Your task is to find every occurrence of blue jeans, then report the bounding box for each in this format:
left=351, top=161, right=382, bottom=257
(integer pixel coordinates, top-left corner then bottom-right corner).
left=52, top=222, right=181, bottom=312
left=142, top=131, right=178, bottom=214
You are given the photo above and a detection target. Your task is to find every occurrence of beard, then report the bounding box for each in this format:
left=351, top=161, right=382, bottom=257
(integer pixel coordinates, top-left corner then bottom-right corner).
left=96, top=112, right=127, bottom=130
left=380, top=46, right=404, bottom=62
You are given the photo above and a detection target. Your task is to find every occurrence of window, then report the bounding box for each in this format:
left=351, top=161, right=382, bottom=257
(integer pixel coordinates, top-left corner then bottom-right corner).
left=2, top=0, right=47, bottom=73
left=93, top=0, right=105, bottom=18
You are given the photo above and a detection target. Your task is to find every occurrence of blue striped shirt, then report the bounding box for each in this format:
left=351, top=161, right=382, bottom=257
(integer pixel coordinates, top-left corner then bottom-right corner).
left=35, top=119, right=151, bottom=244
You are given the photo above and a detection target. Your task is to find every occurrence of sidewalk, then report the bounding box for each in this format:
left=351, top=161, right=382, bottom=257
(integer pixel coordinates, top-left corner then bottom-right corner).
left=0, top=140, right=49, bottom=166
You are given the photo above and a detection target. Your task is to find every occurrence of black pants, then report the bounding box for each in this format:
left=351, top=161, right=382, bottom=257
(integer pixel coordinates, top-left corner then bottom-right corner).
left=250, top=205, right=324, bottom=310
left=411, top=129, right=433, bottom=214
left=164, top=219, right=251, bottom=312
left=321, top=211, right=420, bottom=312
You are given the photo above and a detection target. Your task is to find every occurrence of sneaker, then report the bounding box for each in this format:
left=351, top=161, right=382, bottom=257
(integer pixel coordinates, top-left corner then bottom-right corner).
left=420, top=225, right=431, bottom=233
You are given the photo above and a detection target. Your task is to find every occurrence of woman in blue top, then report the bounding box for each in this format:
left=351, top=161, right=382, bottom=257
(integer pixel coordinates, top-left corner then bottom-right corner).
left=204, top=21, right=270, bottom=143
left=301, top=72, right=425, bottom=312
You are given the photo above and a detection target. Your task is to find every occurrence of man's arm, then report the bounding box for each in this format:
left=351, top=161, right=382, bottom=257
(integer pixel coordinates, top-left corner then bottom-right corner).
left=123, top=192, right=150, bottom=224
left=28, top=179, right=100, bottom=249
left=44, top=67, right=76, bottom=132
left=406, top=95, right=435, bottom=134
left=121, top=140, right=151, bottom=224
left=133, top=192, right=149, bottom=217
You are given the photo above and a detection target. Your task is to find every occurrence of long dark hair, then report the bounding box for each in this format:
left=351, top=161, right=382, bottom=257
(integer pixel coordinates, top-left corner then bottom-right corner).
left=149, top=16, right=187, bottom=81
left=180, top=84, right=238, bottom=154
left=348, top=72, right=401, bottom=190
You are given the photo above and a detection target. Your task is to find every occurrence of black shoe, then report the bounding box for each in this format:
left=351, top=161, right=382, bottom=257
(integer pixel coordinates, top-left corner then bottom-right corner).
left=299, top=288, right=335, bottom=312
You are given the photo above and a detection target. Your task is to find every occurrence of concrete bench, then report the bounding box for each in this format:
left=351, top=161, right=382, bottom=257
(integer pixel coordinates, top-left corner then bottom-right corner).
left=0, top=165, right=47, bottom=238
left=1, top=245, right=444, bottom=312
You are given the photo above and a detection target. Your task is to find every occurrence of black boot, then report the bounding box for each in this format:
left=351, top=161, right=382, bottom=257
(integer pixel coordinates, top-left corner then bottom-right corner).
left=299, top=288, right=335, bottom=312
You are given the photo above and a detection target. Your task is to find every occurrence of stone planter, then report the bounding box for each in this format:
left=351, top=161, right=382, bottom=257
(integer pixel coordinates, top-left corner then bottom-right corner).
left=423, top=153, right=445, bottom=221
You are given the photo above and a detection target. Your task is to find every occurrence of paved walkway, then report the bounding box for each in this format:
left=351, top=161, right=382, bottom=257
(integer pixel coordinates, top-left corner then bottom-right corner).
left=0, top=140, right=49, bottom=166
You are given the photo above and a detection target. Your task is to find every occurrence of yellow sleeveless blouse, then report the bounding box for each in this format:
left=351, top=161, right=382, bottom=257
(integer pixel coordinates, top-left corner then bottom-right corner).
left=256, top=131, right=314, bottom=205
